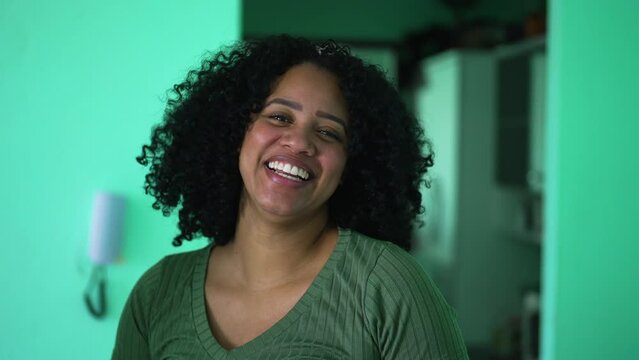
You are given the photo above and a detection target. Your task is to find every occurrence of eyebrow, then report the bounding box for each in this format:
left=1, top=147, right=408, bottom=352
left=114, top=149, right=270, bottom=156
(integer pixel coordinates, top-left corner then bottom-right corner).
left=266, top=98, right=302, bottom=111
left=265, top=97, right=348, bottom=130
left=316, top=110, right=347, bottom=130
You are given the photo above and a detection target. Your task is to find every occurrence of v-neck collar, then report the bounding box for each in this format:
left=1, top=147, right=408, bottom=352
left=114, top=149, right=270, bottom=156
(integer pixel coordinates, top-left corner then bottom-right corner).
left=191, top=227, right=350, bottom=358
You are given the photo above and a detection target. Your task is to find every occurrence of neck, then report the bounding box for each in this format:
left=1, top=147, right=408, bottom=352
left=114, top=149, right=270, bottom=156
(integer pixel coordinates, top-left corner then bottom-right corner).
left=224, top=205, right=335, bottom=290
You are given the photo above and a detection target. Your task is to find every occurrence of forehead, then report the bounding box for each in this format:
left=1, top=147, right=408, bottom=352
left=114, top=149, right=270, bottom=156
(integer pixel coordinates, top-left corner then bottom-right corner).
left=268, top=63, right=345, bottom=106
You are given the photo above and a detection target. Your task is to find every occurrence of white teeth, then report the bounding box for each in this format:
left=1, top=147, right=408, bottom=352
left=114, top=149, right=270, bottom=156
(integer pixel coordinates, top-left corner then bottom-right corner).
left=267, top=161, right=310, bottom=180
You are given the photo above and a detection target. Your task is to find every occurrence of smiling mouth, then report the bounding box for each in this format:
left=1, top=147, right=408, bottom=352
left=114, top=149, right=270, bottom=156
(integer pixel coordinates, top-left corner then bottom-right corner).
left=266, top=161, right=312, bottom=181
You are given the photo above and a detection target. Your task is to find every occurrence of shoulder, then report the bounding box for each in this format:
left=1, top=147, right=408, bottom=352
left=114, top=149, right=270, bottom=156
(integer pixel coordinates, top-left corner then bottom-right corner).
left=347, top=230, right=468, bottom=359
left=341, top=229, right=441, bottom=306
left=113, top=245, right=212, bottom=359
left=342, top=229, right=389, bottom=262
left=343, top=229, right=422, bottom=282
left=159, top=245, right=211, bottom=278
left=346, top=230, right=436, bottom=301
left=372, top=241, right=430, bottom=287
left=129, top=245, right=211, bottom=309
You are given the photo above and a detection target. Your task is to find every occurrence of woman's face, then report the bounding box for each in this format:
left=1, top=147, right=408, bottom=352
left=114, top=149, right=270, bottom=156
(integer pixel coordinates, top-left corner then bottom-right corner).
left=239, top=63, right=349, bottom=221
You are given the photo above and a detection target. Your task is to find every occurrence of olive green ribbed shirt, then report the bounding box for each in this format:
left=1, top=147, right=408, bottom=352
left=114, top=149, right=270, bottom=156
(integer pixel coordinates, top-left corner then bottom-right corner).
left=112, top=228, right=468, bottom=359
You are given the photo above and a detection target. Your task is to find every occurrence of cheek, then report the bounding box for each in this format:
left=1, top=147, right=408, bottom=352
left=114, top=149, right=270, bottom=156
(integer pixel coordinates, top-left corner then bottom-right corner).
left=244, top=122, right=279, bottom=148
left=238, top=140, right=252, bottom=173
left=239, top=126, right=266, bottom=161
left=238, top=123, right=282, bottom=180
left=322, top=149, right=348, bottom=181
left=238, top=133, right=260, bottom=179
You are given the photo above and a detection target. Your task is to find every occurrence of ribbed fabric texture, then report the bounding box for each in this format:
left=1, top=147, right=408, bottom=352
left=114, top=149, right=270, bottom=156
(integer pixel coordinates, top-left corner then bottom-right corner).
left=112, top=228, right=468, bottom=359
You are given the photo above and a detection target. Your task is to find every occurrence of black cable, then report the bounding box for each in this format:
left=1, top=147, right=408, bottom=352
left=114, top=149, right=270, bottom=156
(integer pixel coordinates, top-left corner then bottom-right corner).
left=84, top=265, right=107, bottom=319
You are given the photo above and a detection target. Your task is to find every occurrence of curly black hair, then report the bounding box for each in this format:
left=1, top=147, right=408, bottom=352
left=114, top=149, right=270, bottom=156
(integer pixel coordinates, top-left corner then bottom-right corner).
left=137, top=35, right=433, bottom=250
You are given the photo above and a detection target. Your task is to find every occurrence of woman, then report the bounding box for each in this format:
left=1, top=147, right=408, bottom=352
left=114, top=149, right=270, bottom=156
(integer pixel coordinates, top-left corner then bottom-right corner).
left=113, top=35, right=468, bottom=359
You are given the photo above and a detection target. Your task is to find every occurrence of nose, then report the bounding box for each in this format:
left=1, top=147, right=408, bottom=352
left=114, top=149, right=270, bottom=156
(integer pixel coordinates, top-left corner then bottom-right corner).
left=280, top=126, right=316, bottom=156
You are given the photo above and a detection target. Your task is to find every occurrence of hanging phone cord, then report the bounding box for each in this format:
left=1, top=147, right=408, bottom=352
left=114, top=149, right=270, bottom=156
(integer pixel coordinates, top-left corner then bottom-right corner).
left=84, top=265, right=107, bottom=319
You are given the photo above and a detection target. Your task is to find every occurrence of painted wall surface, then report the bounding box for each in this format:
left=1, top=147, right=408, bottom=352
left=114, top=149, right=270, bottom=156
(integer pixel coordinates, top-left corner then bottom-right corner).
left=542, top=1, right=639, bottom=359
left=0, top=1, right=239, bottom=358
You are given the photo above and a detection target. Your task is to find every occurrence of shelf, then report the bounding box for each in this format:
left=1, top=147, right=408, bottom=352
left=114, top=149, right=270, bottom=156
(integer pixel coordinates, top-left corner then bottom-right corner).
left=494, top=36, right=546, bottom=59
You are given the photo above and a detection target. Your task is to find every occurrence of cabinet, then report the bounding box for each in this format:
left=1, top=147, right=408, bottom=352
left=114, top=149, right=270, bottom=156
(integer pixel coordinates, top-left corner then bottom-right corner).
left=412, top=46, right=543, bottom=352
left=495, top=37, right=547, bottom=191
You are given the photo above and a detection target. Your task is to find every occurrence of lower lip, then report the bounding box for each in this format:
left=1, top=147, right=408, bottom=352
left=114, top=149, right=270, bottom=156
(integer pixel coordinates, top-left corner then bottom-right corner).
left=264, top=165, right=309, bottom=188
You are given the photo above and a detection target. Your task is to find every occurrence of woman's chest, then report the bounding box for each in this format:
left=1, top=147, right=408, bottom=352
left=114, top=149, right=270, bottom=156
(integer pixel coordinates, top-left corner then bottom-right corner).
left=205, top=283, right=309, bottom=349
left=148, top=275, right=380, bottom=359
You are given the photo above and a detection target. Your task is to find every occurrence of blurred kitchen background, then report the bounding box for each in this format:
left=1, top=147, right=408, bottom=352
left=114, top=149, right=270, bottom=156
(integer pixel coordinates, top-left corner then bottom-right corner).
left=1, top=0, right=637, bottom=359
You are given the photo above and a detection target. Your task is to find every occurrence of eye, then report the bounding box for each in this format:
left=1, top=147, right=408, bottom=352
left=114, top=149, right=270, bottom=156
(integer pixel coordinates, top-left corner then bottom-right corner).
left=267, top=113, right=291, bottom=125
left=317, top=128, right=345, bottom=143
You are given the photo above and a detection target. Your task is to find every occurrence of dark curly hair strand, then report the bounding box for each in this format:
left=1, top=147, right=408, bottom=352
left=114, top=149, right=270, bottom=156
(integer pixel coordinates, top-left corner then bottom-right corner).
left=137, top=35, right=433, bottom=250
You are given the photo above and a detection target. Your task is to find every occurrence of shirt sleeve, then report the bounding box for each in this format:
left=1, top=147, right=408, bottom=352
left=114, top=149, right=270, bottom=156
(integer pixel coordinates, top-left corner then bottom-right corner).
left=111, top=260, right=164, bottom=360
left=363, top=243, right=469, bottom=360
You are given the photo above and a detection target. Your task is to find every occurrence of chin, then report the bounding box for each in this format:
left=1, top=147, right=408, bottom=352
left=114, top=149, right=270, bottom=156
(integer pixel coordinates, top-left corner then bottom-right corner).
left=261, top=203, right=305, bottom=217
left=257, top=198, right=324, bottom=220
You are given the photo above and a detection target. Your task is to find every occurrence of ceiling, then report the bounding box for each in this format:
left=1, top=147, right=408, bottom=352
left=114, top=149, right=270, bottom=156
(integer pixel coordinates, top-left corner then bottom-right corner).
left=243, top=0, right=545, bottom=43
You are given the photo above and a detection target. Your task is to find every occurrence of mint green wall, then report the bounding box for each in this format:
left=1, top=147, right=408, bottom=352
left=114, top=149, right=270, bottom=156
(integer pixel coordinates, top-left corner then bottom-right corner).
left=542, top=1, right=639, bottom=359
left=0, top=1, right=239, bottom=358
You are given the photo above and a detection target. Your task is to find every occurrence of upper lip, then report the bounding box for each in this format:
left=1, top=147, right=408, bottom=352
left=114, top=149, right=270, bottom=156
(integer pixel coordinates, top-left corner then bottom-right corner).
left=264, top=155, right=316, bottom=180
